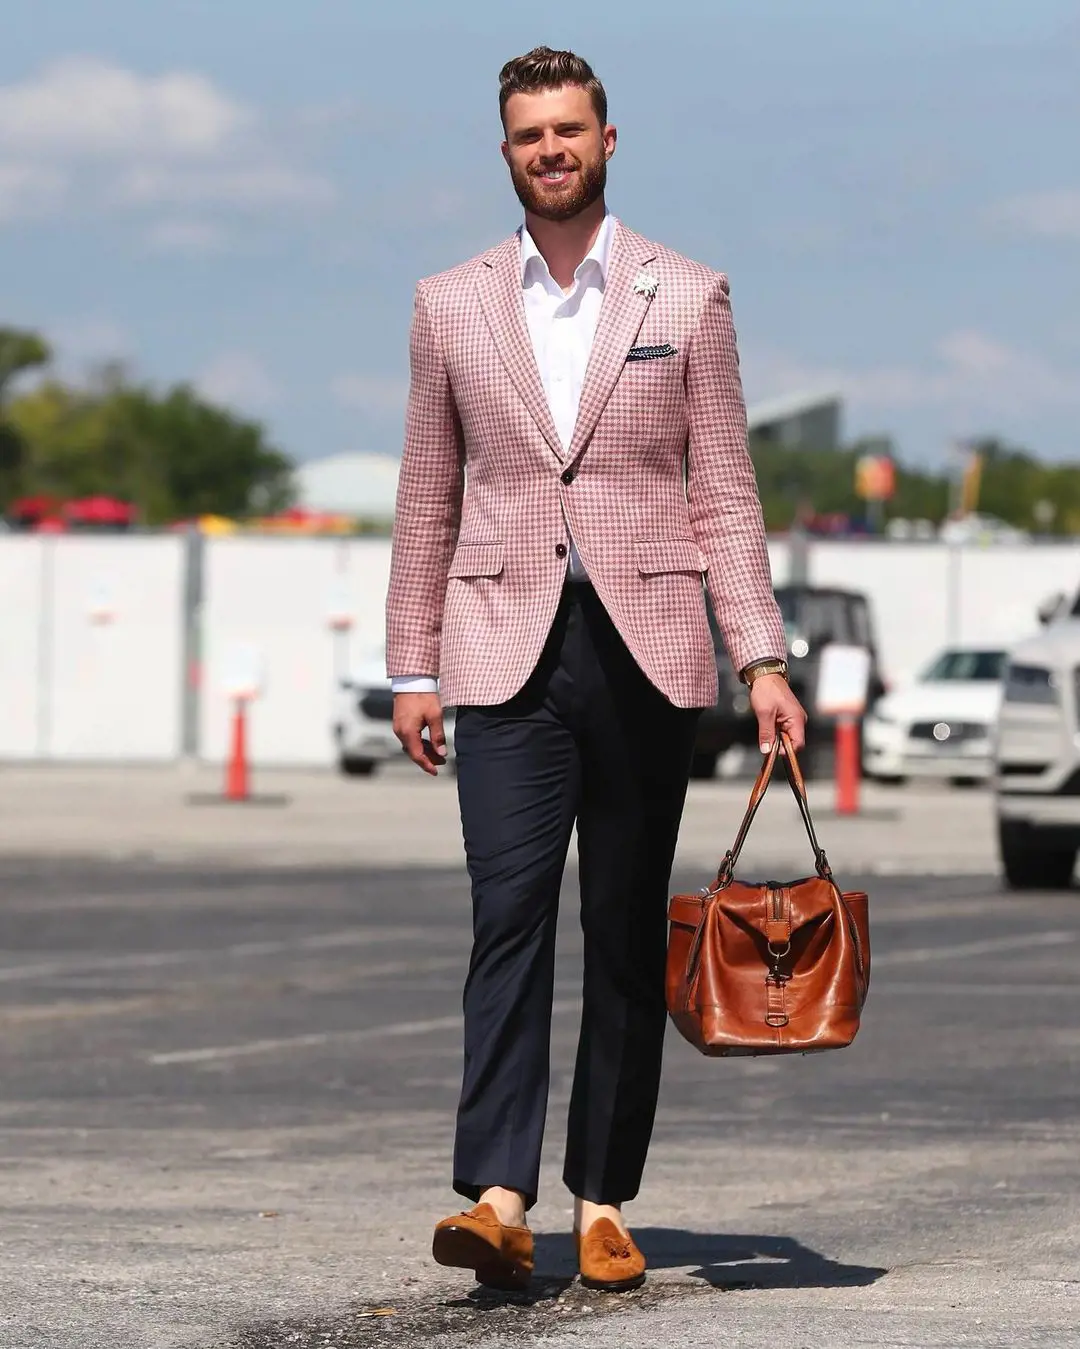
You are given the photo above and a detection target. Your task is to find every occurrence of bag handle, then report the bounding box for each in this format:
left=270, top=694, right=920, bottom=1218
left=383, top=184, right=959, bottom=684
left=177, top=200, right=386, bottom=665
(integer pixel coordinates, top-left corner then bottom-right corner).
left=713, top=730, right=832, bottom=887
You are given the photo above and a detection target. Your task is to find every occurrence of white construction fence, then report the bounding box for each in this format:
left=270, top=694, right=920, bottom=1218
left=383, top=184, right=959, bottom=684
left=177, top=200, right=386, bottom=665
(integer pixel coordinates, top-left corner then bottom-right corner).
left=0, top=533, right=1077, bottom=766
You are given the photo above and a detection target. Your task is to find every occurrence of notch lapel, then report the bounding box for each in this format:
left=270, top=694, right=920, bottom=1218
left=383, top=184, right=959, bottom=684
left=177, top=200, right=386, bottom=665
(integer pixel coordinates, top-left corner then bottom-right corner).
left=477, top=233, right=564, bottom=460
left=566, top=224, right=657, bottom=464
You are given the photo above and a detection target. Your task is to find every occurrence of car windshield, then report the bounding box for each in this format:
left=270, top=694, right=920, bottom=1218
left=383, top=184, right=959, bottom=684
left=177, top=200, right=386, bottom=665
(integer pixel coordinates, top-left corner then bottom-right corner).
left=774, top=588, right=872, bottom=648
left=709, top=589, right=811, bottom=649
left=919, top=650, right=1006, bottom=682
left=710, top=588, right=874, bottom=652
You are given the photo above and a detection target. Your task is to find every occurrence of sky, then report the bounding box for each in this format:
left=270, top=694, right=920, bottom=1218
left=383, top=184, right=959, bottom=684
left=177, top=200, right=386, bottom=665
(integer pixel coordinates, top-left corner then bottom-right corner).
left=1, top=0, right=1078, bottom=470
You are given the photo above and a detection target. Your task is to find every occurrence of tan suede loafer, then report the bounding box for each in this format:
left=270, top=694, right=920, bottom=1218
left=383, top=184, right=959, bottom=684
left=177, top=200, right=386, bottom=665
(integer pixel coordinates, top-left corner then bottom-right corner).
left=574, top=1217, right=647, bottom=1292
left=432, top=1202, right=534, bottom=1291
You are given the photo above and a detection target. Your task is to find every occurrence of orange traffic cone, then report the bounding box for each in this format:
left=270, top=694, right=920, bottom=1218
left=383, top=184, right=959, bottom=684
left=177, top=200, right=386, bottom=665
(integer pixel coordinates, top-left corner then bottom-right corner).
left=835, top=715, right=861, bottom=815
left=225, top=697, right=250, bottom=801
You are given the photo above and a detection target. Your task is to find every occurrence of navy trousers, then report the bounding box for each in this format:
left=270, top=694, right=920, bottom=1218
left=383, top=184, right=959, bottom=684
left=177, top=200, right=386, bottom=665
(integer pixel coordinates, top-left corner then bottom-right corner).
left=451, top=582, right=701, bottom=1209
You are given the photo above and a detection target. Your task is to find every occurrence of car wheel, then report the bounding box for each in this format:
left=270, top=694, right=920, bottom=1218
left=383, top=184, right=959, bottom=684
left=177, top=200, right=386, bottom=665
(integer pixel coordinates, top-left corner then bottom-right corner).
left=949, top=776, right=982, bottom=788
left=340, top=756, right=377, bottom=777
left=998, top=819, right=1076, bottom=890
left=689, top=752, right=718, bottom=781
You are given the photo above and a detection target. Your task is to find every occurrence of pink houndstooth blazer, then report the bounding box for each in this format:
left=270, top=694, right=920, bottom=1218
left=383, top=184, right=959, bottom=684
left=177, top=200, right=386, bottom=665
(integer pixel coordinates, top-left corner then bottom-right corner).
left=385, top=219, right=787, bottom=709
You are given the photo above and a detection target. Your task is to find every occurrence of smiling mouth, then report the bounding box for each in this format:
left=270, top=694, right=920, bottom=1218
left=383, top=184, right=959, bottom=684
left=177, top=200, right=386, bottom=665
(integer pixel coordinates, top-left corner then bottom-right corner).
left=535, top=167, right=575, bottom=184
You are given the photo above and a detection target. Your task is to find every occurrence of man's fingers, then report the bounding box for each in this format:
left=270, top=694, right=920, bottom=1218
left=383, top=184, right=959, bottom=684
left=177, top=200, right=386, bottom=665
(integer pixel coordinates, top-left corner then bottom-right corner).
left=429, top=711, right=446, bottom=757
left=777, top=701, right=807, bottom=753
left=413, top=741, right=439, bottom=777
left=394, top=719, right=437, bottom=776
left=393, top=692, right=445, bottom=776
left=757, top=705, right=778, bottom=755
left=400, top=726, right=438, bottom=775
left=421, top=736, right=447, bottom=768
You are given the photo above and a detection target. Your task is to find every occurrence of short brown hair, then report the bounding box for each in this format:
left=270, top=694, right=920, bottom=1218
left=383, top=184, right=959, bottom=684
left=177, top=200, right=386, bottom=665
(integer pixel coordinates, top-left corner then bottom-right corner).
left=498, top=46, right=608, bottom=128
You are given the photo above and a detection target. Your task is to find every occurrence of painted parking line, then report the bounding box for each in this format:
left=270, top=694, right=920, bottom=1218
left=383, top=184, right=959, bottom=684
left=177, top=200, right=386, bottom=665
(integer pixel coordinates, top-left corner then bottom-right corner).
left=145, top=998, right=580, bottom=1066
left=879, top=981, right=1080, bottom=995
left=0, top=926, right=435, bottom=985
left=872, top=930, right=1076, bottom=967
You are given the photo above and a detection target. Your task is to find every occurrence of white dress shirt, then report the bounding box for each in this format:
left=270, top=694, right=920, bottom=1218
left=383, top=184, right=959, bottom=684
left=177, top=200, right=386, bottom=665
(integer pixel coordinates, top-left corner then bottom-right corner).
left=392, top=212, right=616, bottom=695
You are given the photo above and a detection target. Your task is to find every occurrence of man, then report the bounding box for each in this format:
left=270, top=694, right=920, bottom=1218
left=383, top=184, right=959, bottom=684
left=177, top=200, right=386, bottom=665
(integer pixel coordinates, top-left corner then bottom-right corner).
left=386, top=46, right=806, bottom=1293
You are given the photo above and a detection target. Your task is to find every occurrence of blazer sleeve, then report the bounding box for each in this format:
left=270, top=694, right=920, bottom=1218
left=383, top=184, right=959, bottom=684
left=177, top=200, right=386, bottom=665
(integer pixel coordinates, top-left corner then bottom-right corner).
left=384, top=281, right=466, bottom=679
left=684, top=273, right=788, bottom=674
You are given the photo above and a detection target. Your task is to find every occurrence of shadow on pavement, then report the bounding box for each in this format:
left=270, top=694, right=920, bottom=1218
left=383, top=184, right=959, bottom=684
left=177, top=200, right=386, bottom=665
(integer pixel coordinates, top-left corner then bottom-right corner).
left=635, top=1228, right=887, bottom=1288
left=528, top=1228, right=887, bottom=1290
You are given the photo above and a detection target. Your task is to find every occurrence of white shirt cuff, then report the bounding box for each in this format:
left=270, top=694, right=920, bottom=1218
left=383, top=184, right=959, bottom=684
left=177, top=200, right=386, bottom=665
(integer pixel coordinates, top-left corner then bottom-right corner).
left=390, top=675, right=439, bottom=694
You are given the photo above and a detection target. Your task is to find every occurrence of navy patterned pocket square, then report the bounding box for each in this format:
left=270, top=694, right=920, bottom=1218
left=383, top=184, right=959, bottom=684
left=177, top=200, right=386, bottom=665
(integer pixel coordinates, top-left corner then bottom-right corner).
left=626, top=343, right=678, bottom=362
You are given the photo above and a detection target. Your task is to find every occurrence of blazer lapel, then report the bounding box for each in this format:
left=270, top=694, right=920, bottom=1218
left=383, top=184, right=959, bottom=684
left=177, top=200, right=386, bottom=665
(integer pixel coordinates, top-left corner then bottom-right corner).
left=477, top=233, right=564, bottom=459
left=566, top=224, right=657, bottom=463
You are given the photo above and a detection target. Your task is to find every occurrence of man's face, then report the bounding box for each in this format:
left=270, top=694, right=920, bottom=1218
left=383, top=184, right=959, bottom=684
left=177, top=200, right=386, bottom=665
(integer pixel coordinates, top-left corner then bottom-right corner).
left=501, top=84, right=615, bottom=222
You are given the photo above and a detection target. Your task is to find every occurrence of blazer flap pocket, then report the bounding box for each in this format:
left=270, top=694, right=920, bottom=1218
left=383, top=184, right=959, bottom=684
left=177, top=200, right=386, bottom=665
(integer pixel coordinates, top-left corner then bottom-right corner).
left=448, top=542, right=505, bottom=579
left=635, top=538, right=708, bottom=576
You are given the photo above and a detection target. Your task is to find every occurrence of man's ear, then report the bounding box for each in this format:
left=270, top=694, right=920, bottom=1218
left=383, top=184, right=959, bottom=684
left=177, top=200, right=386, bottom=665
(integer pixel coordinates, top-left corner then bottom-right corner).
left=603, top=123, right=618, bottom=162
left=500, top=140, right=511, bottom=167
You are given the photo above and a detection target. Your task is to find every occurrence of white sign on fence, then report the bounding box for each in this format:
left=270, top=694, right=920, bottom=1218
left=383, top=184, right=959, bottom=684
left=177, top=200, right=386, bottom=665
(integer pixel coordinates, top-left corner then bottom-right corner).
left=815, top=644, right=872, bottom=716
left=221, top=642, right=265, bottom=701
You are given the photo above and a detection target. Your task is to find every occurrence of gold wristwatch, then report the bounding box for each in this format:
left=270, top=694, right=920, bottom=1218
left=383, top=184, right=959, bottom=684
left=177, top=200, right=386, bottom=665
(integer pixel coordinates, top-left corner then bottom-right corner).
left=740, top=658, right=789, bottom=686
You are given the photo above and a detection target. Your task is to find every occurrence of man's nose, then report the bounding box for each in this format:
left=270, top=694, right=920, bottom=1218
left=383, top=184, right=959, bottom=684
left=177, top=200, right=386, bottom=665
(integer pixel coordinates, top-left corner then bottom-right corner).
left=537, top=133, right=565, bottom=161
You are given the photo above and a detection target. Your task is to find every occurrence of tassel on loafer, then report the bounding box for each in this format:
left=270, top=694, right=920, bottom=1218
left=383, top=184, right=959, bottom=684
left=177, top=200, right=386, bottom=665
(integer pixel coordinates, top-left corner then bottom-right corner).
left=573, top=1217, right=646, bottom=1292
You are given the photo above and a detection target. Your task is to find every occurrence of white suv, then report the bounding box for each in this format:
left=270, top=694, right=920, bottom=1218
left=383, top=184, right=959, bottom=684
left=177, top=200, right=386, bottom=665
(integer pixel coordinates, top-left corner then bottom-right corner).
left=994, top=602, right=1080, bottom=888
left=333, top=650, right=456, bottom=776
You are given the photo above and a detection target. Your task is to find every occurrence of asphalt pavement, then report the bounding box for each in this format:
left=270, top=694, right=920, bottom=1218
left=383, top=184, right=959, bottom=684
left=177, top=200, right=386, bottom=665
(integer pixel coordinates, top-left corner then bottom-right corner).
left=0, top=854, right=1078, bottom=1348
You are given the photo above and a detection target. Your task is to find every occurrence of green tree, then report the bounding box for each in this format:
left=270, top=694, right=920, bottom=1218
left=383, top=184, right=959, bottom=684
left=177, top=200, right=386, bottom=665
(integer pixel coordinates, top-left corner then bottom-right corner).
left=109, top=382, right=295, bottom=522
left=0, top=328, right=50, bottom=406
left=0, top=326, right=52, bottom=504
left=6, top=372, right=296, bottom=524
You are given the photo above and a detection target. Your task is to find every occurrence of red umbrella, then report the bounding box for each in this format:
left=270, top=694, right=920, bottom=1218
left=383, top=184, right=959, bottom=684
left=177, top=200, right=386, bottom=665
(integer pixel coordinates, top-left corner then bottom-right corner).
left=63, top=496, right=136, bottom=525
left=9, top=494, right=61, bottom=521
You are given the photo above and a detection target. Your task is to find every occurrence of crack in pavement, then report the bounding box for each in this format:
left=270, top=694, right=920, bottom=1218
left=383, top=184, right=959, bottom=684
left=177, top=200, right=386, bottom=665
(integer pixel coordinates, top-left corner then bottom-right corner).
left=221, top=1277, right=739, bottom=1348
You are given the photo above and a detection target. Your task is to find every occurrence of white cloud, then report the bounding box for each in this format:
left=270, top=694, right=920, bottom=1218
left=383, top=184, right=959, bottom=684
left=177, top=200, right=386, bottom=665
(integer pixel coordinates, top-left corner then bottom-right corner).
left=144, top=219, right=229, bottom=256
left=988, top=189, right=1080, bottom=241
left=0, top=57, right=335, bottom=230
left=748, top=329, right=1080, bottom=419
left=197, top=352, right=279, bottom=410
left=331, top=372, right=410, bottom=417
left=0, top=56, right=248, bottom=158
left=0, top=161, right=65, bottom=221
left=119, top=164, right=335, bottom=210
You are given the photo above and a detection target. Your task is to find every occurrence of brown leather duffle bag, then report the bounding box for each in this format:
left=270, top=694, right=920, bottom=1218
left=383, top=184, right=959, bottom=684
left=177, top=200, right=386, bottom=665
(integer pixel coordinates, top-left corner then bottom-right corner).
left=667, top=731, right=871, bottom=1056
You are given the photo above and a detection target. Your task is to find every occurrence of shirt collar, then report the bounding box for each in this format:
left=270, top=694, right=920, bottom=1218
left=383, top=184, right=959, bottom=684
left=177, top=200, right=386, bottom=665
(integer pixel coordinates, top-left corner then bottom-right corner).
left=520, top=211, right=616, bottom=288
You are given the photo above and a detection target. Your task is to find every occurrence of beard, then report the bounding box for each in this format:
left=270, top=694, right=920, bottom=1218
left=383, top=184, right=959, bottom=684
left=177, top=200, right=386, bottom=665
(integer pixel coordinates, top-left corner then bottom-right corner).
left=509, top=151, right=607, bottom=222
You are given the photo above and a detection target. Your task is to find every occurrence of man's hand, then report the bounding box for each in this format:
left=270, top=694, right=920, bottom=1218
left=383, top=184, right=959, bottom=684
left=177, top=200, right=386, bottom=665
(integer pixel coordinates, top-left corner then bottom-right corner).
left=749, top=674, right=807, bottom=756
left=392, top=692, right=447, bottom=776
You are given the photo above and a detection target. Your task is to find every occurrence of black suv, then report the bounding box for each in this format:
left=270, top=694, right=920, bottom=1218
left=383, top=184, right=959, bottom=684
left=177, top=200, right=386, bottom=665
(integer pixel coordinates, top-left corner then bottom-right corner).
left=691, top=584, right=886, bottom=779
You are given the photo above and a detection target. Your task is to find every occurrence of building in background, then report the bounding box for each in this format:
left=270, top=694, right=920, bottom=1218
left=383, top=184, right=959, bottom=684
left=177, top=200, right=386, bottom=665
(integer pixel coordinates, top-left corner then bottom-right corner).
left=746, top=391, right=842, bottom=453
left=294, top=451, right=400, bottom=524
left=294, top=391, right=845, bottom=522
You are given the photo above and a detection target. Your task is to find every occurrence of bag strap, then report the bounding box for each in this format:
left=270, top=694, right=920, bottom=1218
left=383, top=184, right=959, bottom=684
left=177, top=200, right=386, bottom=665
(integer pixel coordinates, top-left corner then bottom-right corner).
left=713, top=730, right=832, bottom=887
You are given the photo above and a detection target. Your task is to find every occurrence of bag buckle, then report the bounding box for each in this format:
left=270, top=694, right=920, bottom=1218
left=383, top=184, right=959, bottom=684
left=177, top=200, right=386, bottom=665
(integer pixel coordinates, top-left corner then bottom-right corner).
left=765, top=943, right=791, bottom=1027
left=767, top=940, right=791, bottom=986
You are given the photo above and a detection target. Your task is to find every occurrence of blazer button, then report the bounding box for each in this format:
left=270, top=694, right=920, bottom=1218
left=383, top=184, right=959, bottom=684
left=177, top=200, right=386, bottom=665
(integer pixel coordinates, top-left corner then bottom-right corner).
left=555, top=543, right=568, bottom=558
left=561, top=469, right=574, bottom=485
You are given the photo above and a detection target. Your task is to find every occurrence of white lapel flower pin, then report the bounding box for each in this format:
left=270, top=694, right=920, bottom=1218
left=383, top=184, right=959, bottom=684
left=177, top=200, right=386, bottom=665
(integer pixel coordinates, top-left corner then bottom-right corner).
left=632, top=270, right=659, bottom=299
